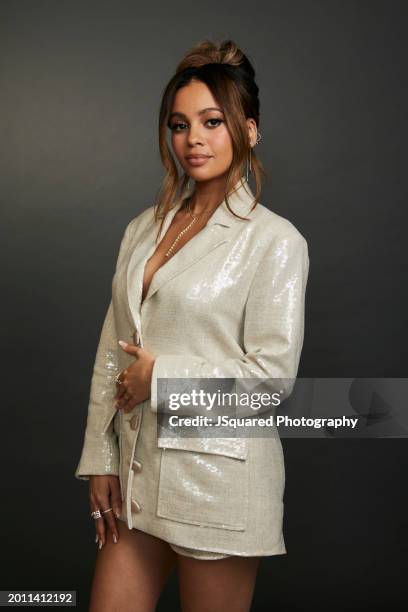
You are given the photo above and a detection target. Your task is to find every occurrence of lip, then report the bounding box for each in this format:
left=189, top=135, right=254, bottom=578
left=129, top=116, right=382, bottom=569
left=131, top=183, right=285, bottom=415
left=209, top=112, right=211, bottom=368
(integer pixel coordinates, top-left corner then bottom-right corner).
left=185, top=154, right=212, bottom=166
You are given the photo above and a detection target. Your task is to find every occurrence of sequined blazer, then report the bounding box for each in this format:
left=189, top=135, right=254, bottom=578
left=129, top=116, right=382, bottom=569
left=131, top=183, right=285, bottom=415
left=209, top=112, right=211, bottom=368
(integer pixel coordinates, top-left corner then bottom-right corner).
left=75, top=176, right=310, bottom=550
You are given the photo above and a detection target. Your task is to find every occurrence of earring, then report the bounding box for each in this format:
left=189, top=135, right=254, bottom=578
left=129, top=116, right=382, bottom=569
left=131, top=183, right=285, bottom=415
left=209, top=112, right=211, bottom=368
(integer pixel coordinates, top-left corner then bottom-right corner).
left=246, top=129, right=262, bottom=181
left=246, top=147, right=252, bottom=182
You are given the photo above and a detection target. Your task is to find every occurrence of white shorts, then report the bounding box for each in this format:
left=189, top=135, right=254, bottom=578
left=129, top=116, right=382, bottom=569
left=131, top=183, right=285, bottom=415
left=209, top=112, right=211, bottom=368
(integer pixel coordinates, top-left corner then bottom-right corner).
left=169, top=542, right=231, bottom=560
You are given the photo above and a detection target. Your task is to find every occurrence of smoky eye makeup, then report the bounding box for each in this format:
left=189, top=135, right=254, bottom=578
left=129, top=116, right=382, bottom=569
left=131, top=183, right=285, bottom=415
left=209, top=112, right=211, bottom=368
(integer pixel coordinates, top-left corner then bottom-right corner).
left=168, top=115, right=225, bottom=131
left=206, top=117, right=224, bottom=126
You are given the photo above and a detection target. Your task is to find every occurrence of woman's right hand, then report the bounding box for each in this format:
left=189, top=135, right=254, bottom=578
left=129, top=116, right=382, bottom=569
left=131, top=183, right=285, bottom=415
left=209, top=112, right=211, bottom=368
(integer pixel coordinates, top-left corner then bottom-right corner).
left=89, top=475, right=122, bottom=548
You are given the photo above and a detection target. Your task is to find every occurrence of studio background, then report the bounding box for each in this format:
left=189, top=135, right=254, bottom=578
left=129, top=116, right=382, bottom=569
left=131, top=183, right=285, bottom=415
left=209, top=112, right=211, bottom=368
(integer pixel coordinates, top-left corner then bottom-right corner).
left=1, top=1, right=407, bottom=610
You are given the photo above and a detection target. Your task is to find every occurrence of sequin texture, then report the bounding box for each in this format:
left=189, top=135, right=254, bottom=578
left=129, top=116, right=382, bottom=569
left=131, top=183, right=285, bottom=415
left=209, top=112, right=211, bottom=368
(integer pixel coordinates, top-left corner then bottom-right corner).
left=75, top=176, right=309, bottom=557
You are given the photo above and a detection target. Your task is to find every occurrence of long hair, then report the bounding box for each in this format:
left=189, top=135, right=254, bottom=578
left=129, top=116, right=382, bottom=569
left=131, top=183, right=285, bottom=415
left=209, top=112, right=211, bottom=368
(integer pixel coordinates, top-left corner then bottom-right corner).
left=154, top=39, right=266, bottom=241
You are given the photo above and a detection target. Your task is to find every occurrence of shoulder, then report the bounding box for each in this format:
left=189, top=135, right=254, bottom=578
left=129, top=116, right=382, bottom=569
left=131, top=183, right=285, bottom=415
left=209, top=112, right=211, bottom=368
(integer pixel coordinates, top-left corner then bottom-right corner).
left=116, top=204, right=159, bottom=249
left=114, top=205, right=156, bottom=257
left=247, top=204, right=310, bottom=279
left=124, top=204, right=156, bottom=237
left=250, top=202, right=308, bottom=249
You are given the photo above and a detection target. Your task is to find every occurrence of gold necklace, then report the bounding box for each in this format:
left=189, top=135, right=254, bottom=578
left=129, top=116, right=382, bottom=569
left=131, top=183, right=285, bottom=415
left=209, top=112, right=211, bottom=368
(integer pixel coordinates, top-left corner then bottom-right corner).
left=164, top=197, right=219, bottom=258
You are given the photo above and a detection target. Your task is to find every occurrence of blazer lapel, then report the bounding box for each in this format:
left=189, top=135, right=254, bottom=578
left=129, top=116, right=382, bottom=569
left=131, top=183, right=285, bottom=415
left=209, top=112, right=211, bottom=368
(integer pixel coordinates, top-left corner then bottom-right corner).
left=126, top=196, right=188, bottom=335
left=126, top=176, right=256, bottom=333
left=143, top=224, right=229, bottom=304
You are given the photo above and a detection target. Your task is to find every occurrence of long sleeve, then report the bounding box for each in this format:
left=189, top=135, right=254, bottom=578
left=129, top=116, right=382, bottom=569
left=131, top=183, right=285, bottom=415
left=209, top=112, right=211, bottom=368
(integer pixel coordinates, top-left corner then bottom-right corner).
left=75, top=222, right=132, bottom=481
left=150, top=232, right=309, bottom=417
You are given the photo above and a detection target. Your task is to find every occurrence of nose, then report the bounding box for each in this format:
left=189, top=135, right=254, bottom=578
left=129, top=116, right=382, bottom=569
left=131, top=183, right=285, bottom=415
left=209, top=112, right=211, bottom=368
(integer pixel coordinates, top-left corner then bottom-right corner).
left=187, top=121, right=205, bottom=146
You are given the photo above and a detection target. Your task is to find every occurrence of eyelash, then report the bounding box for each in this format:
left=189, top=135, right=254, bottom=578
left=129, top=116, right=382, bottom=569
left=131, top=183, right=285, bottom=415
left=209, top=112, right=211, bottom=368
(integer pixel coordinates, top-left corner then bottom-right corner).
left=170, top=119, right=224, bottom=132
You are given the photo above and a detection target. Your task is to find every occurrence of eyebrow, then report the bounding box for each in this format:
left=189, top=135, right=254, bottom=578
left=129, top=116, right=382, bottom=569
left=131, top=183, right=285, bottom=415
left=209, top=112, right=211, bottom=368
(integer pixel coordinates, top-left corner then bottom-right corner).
left=169, top=107, right=224, bottom=120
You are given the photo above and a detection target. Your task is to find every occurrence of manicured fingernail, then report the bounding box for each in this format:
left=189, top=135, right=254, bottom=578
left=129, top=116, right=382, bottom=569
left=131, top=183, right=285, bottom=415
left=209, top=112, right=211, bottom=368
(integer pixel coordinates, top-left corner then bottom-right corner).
left=118, top=340, right=127, bottom=348
left=113, top=534, right=117, bottom=543
left=115, top=510, right=121, bottom=519
left=95, top=535, right=98, bottom=544
left=99, top=540, right=103, bottom=550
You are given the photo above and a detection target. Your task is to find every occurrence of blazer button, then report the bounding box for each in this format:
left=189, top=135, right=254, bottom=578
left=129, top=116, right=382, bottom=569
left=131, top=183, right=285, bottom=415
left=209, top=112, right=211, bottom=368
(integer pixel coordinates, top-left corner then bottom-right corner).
left=132, top=459, right=143, bottom=473
left=129, top=414, right=140, bottom=430
left=131, top=499, right=142, bottom=513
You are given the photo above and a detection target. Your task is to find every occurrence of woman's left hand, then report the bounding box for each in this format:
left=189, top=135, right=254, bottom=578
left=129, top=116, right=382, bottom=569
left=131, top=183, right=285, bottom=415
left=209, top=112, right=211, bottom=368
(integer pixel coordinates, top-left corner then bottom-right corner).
left=114, top=340, right=156, bottom=413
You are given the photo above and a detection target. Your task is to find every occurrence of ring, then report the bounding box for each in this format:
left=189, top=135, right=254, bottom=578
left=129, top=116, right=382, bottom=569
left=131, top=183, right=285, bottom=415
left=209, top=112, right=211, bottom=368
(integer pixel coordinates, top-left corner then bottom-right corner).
left=102, top=507, right=113, bottom=515
left=115, top=373, right=123, bottom=384
left=91, top=509, right=103, bottom=520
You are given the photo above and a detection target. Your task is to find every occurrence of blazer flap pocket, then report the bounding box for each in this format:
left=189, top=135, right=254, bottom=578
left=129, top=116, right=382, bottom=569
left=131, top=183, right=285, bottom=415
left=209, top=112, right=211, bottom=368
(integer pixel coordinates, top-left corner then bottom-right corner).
left=157, top=436, right=248, bottom=460
left=157, top=437, right=249, bottom=531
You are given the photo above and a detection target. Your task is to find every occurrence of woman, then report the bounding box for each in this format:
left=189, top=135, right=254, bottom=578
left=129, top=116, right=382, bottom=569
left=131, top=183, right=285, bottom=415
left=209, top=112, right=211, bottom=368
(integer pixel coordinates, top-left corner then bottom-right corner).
left=75, top=39, right=309, bottom=612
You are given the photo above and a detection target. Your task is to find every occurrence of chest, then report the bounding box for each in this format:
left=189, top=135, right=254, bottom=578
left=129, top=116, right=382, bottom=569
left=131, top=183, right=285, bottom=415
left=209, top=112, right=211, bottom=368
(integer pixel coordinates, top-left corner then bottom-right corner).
left=141, top=211, right=211, bottom=304
left=113, top=211, right=261, bottom=347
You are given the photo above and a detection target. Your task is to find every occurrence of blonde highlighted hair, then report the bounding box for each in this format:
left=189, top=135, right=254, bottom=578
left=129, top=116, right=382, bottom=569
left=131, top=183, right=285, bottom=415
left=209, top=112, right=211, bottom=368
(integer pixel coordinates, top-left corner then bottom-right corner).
left=154, top=39, right=266, bottom=241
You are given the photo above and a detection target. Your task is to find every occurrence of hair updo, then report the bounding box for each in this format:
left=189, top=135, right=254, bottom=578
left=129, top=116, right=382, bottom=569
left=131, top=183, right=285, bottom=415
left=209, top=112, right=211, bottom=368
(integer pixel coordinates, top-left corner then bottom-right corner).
left=153, top=39, right=265, bottom=236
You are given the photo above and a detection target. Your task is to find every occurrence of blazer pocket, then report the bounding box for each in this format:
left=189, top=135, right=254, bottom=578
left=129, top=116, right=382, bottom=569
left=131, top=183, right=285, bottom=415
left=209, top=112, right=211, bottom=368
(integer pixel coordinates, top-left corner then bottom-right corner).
left=156, top=441, right=249, bottom=531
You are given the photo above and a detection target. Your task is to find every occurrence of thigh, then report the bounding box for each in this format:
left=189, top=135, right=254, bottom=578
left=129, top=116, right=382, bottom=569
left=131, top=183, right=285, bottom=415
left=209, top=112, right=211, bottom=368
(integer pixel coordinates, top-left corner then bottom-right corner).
left=89, top=519, right=177, bottom=612
left=177, top=554, right=261, bottom=612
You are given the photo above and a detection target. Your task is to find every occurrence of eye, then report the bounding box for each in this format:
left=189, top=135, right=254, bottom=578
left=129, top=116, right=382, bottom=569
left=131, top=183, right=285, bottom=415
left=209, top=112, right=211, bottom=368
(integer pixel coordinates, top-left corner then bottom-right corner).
left=169, top=118, right=224, bottom=132
left=206, top=118, right=223, bottom=128
left=170, top=122, right=187, bottom=132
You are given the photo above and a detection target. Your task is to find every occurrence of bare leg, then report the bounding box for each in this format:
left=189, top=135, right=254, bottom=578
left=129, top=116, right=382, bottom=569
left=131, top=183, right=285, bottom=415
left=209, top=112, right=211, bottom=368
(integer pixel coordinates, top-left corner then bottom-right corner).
left=89, top=520, right=177, bottom=612
left=177, top=554, right=261, bottom=612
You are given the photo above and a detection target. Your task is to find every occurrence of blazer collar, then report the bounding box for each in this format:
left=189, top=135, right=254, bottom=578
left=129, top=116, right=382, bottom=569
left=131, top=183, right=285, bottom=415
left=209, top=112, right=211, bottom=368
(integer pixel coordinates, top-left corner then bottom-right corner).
left=126, top=176, right=257, bottom=327
left=180, top=174, right=256, bottom=227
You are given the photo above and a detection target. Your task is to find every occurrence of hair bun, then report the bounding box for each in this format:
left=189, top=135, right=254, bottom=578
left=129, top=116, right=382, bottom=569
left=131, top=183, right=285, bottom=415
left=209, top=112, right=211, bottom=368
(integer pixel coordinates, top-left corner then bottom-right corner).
left=175, top=39, right=245, bottom=73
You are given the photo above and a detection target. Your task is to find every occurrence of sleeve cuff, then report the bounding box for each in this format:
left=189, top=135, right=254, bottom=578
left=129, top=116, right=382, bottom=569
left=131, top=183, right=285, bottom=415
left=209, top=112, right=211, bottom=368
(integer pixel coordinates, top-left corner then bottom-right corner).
left=74, top=433, right=120, bottom=481
left=150, top=354, right=204, bottom=412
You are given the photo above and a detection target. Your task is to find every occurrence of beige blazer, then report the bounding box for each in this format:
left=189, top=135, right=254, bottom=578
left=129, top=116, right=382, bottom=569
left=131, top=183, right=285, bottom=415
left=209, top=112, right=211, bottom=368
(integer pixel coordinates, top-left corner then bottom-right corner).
left=75, top=176, right=309, bottom=554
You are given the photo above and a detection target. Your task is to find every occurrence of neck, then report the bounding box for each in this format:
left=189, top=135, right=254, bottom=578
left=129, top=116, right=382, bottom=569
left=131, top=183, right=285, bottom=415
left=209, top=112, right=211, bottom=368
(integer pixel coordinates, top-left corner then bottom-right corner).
left=187, top=171, right=243, bottom=215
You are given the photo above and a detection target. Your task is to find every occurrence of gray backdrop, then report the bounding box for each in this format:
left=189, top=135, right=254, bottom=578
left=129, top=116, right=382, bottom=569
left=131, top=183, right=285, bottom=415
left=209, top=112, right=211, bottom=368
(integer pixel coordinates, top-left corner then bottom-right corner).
left=1, top=1, right=407, bottom=610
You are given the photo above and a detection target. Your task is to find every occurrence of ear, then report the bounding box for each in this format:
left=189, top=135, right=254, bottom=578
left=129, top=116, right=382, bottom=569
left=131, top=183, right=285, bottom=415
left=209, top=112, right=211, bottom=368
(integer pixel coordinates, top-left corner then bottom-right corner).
left=246, top=118, right=258, bottom=147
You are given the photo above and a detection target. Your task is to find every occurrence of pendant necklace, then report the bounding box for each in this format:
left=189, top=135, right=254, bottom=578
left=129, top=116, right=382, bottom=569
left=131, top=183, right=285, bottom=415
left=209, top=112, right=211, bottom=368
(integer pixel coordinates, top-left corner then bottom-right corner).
left=164, top=196, right=219, bottom=258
